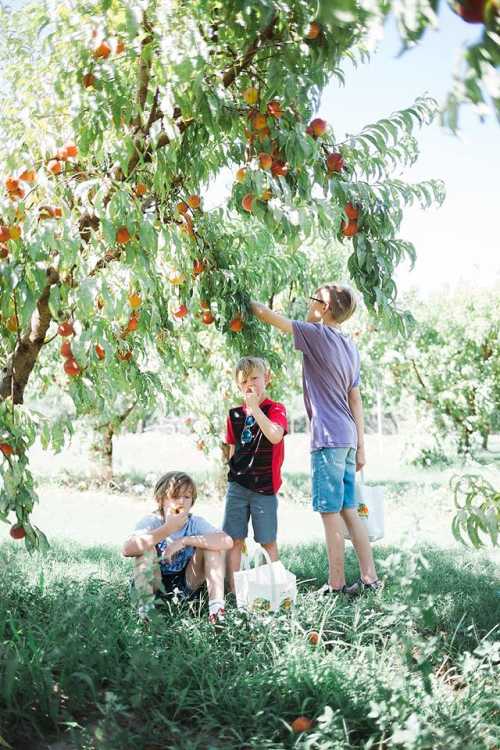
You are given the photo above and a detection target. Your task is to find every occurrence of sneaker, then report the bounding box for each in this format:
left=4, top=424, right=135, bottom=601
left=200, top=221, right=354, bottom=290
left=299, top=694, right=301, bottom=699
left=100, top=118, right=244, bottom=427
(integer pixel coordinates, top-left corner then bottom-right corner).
left=345, top=578, right=384, bottom=596
left=318, top=583, right=347, bottom=596
left=208, top=608, right=226, bottom=626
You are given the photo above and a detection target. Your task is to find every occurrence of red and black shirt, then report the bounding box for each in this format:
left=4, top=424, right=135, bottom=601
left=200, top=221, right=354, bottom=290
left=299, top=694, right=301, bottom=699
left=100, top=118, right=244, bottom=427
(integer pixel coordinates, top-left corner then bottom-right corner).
left=225, top=398, right=288, bottom=495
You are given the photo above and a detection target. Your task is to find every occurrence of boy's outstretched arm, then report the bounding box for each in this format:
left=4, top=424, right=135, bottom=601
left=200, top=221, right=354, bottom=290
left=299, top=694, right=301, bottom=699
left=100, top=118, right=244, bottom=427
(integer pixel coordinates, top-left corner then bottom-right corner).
left=250, top=301, right=293, bottom=334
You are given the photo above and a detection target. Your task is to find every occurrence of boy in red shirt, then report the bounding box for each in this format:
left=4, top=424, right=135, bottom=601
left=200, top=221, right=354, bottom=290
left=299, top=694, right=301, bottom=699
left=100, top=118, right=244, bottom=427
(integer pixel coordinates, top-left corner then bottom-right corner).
left=223, top=356, right=288, bottom=592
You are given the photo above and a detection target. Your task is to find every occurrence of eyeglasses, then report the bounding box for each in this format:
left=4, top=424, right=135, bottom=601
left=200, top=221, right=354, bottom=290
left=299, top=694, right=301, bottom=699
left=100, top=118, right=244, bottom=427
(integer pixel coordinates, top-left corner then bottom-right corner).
left=240, top=415, right=256, bottom=445
left=309, top=296, right=325, bottom=304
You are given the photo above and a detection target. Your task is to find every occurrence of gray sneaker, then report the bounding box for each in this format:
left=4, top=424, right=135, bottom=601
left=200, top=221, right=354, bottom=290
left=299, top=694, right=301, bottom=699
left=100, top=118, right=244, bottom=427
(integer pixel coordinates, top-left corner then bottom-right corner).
left=345, top=578, right=384, bottom=596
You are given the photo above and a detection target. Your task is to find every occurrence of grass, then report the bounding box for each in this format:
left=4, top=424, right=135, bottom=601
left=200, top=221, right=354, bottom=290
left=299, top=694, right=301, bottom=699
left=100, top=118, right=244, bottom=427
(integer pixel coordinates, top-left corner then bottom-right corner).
left=1, top=537, right=499, bottom=750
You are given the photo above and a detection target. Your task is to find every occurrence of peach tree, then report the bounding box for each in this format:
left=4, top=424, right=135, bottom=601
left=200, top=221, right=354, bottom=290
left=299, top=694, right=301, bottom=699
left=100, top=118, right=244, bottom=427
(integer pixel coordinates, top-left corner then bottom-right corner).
left=0, top=0, right=453, bottom=546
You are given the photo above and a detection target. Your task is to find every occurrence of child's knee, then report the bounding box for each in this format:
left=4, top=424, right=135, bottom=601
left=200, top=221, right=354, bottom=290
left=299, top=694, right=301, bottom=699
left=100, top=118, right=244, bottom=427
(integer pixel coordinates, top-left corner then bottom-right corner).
left=261, top=540, right=277, bottom=551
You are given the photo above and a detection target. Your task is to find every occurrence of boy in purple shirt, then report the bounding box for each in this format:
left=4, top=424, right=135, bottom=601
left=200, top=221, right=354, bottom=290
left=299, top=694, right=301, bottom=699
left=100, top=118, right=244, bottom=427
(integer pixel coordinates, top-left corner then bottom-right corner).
left=251, top=283, right=381, bottom=595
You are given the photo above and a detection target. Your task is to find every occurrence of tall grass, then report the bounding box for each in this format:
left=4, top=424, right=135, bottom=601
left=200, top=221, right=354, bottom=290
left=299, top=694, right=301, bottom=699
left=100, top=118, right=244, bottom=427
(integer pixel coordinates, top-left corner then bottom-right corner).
left=0, top=540, right=498, bottom=750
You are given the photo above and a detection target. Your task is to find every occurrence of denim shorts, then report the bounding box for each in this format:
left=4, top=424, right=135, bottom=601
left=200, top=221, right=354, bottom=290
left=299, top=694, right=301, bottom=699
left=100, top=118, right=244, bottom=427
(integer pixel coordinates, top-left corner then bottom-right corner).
left=311, top=447, right=357, bottom=513
left=223, top=482, right=278, bottom=543
left=158, top=565, right=200, bottom=602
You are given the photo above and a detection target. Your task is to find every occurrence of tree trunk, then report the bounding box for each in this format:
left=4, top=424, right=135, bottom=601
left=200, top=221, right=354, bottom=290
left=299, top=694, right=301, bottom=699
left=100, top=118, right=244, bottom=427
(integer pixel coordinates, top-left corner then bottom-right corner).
left=92, top=423, right=114, bottom=481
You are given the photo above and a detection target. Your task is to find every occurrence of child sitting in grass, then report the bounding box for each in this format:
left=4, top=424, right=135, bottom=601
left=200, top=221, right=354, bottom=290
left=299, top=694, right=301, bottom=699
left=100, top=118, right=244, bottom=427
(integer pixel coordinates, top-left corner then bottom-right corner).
left=122, top=471, right=233, bottom=623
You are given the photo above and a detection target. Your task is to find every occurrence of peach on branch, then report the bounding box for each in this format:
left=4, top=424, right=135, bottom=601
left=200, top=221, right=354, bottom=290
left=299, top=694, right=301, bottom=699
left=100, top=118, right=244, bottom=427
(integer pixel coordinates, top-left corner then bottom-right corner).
left=57, top=321, right=75, bottom=337
left=0, top=226, right=10, bottom=242
left=19, top=169, right=36, bottom=183
left=116, top=227, right=131, bottom=244
left=10, top=523, right=26, bottom=539
left=93, top=40, right=111, bottom=59
left=242, top=194, right=254, bottom=212
left=0, top=443, right=14, bottom=457
left=243, top=87, right=258, bottom=105
left=173, top=304, right=188, bottom=319
left=308, top=118, right=327, bottom=137
left=327, top=152, right=344, bottom=173
left=95, top=344, right=106, bottom=360
left=47, top=159, right=62, bottom=175
left=202, top=311, right=215, bottom=325
left=253, top=113, right=267, bottom=131
left=235, top=167, right=247, bottom=183
left=271, top=160, right=288, bottom=177
left=82, top=72, right=96, bottom=88
left=267, top=100, right=283, bottom=118
left=344, top=203, right=359, bottom=221
left=64, top=357, right=81, bottom=377
left=60, top=340, right=73, bottom=358
left=229, top=317, right=244, bottom=332
left=187, top=194, right=201, bottom=209
left=305, top=21, right=321, bottom=39
left=341, top=220, right=358, bottom=237
left=128, top=293, right=142, bottom=309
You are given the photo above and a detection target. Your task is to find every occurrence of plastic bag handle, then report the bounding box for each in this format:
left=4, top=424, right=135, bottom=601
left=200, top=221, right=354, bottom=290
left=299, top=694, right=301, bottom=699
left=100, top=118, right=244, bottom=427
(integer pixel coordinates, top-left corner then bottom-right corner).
left=241, top=545, right=279, bottom=611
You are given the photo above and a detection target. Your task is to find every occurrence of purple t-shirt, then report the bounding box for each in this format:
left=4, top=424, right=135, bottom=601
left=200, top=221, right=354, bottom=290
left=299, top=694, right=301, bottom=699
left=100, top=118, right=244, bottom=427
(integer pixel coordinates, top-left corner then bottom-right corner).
left=292, top=321, right=360, bottom=451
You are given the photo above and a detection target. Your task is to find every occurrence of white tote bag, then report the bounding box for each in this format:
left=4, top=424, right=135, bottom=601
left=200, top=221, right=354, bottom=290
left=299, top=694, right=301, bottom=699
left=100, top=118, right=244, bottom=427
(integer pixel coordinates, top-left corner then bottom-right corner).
left=234, top=545, right=297, bottom=612
left=341, top=472, right=384, bottom=542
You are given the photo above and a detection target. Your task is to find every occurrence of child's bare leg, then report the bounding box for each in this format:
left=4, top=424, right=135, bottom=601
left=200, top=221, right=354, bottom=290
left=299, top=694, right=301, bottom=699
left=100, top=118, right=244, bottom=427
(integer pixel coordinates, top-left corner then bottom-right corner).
left=133, top=550, right=161, bottom=612
left=261, top=540, right=279, bottom=562
left=186, top=548, right=226, bottom=603
left=320, top=512, right=346, bottom=590
left=226, top=538, right=245, bottom=593
left=340, top=508, right=378, bottom=582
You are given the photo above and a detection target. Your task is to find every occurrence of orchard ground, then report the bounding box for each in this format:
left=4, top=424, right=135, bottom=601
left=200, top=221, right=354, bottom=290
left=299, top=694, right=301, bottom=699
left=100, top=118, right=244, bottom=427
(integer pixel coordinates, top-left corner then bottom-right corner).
left=2, top=431, right=499, bottom=552
left=1, top=432, right=499, bottom=750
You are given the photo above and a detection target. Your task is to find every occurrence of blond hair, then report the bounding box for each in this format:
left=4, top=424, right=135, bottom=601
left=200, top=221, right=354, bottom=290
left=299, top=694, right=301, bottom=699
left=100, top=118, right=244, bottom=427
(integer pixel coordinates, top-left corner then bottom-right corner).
left=154, top=471, right=197, bottom=518
left=235, top=356, right=269, bottom=380
left=318, top=283, right=357, bottom=324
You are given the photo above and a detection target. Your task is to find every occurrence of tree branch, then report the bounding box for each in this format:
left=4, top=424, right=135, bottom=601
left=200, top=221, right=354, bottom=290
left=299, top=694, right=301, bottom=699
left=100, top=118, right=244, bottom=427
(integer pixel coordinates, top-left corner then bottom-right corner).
left=222, top=14, right=278, bottom=88
left=0, top=268, right=60, bottom=404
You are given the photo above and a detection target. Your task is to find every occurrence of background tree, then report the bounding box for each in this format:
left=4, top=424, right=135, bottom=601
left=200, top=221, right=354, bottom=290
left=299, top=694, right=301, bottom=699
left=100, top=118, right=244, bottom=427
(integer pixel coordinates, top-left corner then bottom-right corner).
left=0, top=0, right=451, bottom=545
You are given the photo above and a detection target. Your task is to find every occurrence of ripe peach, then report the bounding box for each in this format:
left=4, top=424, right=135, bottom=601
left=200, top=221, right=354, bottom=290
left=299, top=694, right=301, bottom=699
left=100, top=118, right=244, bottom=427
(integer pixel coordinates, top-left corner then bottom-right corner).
left=0, top=443, right=14, bottom=457
left=259, top=153, right=273, bottom=170
left=308, top=631, right=320, bottom=645
left=177, top=201, right=189, bottom=215
left=126, top=316, right=139, bottom=332
left=82, top=72, right=96, bottom=88
left=229, top=317, right=244, bottom=333
left=60, top=340, right=73, bottom=358
left=117, top=349, right=132, bottom=361
left=93, top=40, right=111, bottom=59
left=0, top=226, right=10, bottom=242
left=116, top=227, right=130, bottom=244
left=271, top=161, right=288, bottom=177
left=345, top=202, right=359, bottom=221
left=193, top=259, right=205, bottom=276
left=267, top=100, right=283, bottom=118
left=202, top=311, right=215, bottom=325
left=341, top=221, right=358, bottom=237
left=47, top=159, right=62, bottom=175
left=173, top=304, right=188, bottom=319
left=115, top=38, right=125, bottom=54
left=0, top=245, right=9, bottom=259
left=57, top=321, right=75, bottom=337
left=10, top=523, right=25, bottom=539
left=187, top=194, right=201, bottom=209
left=64, top=358, right=81, bottom=377
left=235, top=167, right=247, bottom=183
left=291, top=716, right=313, bottom=733
left=19, top=169, right=36, bottom=183
left=306, top=21, right=321, bottom=39
left=95, top=344, right=106, bottom=360
left=243, top=87, right=258, bottom=105
left=135, top=182, right=148, bottom=196
left=5, top=177, right=19, bottom=193
left=242, top=194, right=254, bottom=212
left=128, top=293, right=142, bottom=309
left=327, top=152, right=344, bottom=173
left=253, top=113, right=267, bottom=131
left=308, top=118, right=327, bottom=137
left=64, top=142, right=78, bottom=158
